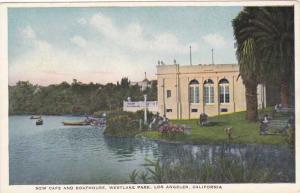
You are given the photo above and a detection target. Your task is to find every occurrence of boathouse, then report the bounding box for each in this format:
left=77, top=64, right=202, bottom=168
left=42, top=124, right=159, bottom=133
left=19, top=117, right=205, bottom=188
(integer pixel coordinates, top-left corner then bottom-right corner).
left=157, top=63, right=266, bottom=119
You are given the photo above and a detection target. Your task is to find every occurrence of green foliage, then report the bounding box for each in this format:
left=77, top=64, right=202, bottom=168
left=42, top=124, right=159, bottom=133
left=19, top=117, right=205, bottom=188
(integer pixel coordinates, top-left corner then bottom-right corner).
left=103, top=110, right=154, bottom=137
left=286, top=127, right=295, bottom=150
left=142, top=80, right=157, bottom=102
left=233, top=7, right=294, bottom=83
left=128, top=169, right=139, bottom=184
left=9, top=79, right=157, bottom=115
left=128, top=169, right=150, bottom=184
left=143, top=158, right=164, bottom=183
left=138, top=171, right=149, bottom=184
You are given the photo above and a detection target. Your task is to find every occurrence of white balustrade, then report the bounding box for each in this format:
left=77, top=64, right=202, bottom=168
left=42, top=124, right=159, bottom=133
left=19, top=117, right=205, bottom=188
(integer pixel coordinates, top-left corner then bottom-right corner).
left=123, top=101, right=158, bottom=113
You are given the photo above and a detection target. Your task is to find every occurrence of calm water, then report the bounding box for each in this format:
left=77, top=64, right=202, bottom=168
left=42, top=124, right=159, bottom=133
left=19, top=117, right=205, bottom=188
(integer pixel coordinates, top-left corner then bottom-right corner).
left=9, top=116, right=295, bottom=184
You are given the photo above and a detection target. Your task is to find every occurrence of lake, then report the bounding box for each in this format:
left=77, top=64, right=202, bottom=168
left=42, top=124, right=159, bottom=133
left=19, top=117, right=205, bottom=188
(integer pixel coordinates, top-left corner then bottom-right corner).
left=9, top=116, right=295, bottom=184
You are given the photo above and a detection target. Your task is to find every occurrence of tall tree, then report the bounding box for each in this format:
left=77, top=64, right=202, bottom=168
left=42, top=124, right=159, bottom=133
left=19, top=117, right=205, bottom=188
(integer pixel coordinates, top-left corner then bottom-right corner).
left=246, top=7, right=294, bottom=107
left=233, top=8, right=263, bottom=121
left=233, top=7, right=294, bottom=121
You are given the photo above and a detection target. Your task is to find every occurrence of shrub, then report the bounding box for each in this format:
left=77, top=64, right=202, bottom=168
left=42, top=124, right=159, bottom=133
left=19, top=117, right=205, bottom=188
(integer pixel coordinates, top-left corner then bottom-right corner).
left=158, top=124, right=185, bottom=138
left=286, top=127, right=295, bottom=150
left=104, top=110, right=153, bottom=137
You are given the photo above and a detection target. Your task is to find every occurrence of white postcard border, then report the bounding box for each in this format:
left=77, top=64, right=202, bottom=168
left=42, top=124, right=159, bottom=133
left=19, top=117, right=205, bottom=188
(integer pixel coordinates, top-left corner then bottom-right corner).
left=0, top=1, right=299, bottom=193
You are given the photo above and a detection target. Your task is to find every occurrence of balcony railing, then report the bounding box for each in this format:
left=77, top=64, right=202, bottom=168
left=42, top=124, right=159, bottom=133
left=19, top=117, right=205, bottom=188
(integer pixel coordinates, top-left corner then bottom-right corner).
left=123, top=101, right=158, bottom=112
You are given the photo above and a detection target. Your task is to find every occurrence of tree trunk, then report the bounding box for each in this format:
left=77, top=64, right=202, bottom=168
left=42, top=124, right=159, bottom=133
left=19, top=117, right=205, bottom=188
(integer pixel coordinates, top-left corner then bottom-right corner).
left=280, top=77, right=289, bottom=108
left=245, top=82, right=258, bottom=122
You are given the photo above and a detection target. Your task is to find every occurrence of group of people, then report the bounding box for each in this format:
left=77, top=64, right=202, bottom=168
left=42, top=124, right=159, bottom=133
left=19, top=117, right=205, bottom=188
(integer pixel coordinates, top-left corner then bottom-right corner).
left=149, top=113, right=169, bottom=130
left=149, top=112, right=208, bottom=130
left=84, top=116, right=106, bottom=126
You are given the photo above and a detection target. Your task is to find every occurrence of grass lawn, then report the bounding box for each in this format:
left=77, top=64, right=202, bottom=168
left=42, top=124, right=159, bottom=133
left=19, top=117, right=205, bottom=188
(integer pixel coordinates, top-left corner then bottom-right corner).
left=140, top=111, right=287, bottom=145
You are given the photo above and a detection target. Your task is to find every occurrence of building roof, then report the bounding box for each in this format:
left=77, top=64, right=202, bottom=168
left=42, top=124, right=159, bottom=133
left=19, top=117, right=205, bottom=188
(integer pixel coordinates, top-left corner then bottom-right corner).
left=157, top=63, right=239, bottom=75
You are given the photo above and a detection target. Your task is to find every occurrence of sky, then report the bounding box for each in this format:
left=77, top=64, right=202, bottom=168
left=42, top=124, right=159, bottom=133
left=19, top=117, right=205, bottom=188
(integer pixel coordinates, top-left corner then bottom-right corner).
left=8, top=6, right=242, bottom=86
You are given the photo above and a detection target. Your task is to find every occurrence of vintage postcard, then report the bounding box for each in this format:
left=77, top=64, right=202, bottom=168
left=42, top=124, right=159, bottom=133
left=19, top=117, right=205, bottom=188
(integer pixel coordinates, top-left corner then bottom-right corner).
left=0, top=1, right=299, bottom=193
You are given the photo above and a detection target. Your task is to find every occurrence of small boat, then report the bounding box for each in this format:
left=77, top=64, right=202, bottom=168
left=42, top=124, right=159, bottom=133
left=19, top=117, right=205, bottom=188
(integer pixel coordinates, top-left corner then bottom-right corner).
left=30, top=115, right=42, bottom=119
left=62, top=121, right=89, bottom=126
left=36, top=119, right=43, bottom=126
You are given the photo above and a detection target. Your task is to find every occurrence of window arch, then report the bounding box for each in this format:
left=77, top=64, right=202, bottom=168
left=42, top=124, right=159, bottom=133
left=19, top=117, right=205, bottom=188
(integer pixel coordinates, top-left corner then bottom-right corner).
left=190, top=79, right=199, bottom=85
left=219, top=78, right=229, bottom=103
left=204, top=79, right=214, bottom=84
left=219, top=79, right=229, bottom=84
left=189, top=79, right=199, bottom=103
left=204, top=79, right=214, bottom=104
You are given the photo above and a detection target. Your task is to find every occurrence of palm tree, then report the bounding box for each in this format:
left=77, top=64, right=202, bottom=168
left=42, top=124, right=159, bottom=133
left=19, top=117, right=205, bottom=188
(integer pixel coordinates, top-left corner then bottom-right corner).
left=239, top=7, right=294, bottom=107
left=233, top=7, right=294, bottom=121
left=233, top=8, right=263, bottom=121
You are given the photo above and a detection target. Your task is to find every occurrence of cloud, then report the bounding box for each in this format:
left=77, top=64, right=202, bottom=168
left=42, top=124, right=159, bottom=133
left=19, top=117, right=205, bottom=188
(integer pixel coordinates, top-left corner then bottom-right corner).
left=20, top=25, right=36, bottom=39
left=202, top=33, right=228, bottom=49
left=70, top=35, right=87, bottom=47
left=10, top=13, right=206, bottom=86
left=151, top=32, right=198, bottom=53
left=10, top=27, right=153, bottom=85
left=89, top=12, right=118, bottom=39
left=88, top=12, right=198, bottom=54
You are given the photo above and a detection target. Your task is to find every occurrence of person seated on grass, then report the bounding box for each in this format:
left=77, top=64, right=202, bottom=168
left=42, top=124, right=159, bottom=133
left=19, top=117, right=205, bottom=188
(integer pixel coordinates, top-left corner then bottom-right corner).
left=199, top=113, right=208, bottom=126
left=260, top=114, right=270, bottom=135
left=274, top=104, right=279, bottom=112
left=162, top=114, right=169, bottom=123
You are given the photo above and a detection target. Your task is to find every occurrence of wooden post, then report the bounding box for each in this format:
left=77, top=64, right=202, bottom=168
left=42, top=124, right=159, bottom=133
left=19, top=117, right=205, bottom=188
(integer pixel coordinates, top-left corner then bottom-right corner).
left=144, top=94, right=147, bottom=124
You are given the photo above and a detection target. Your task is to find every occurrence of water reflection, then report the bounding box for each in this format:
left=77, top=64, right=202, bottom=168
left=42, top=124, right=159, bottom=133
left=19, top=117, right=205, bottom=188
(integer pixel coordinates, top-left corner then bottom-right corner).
left=103, top=136, right=160, bottom=161
left=151, top=143, right=295, bottom=183
left=103, top=136, right=294, bottom=183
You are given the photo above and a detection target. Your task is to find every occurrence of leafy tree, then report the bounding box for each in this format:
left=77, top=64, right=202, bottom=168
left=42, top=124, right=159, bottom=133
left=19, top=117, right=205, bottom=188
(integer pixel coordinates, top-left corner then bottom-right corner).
left=120, top=77, right=130, bottom=89
left=9, top=77, right=157, bottom=115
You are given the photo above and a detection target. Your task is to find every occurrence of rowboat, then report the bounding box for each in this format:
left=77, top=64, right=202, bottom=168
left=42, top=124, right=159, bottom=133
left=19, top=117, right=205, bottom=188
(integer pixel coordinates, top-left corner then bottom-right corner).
left=36, top=119, right=43, bottom=126
left=62, top=117, right=106, bottom=126
left=62, top=121, right=89, bottom=126
left=30, top=115, right=42, bottom=119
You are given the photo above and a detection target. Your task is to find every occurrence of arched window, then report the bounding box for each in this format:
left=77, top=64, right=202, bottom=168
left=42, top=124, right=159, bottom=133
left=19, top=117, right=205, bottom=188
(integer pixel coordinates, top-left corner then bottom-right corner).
left=219, top=78, right=229, bottom=103
left=204, top=79, right=214, bottom=104
left=189, top=79, right=199, bottom=103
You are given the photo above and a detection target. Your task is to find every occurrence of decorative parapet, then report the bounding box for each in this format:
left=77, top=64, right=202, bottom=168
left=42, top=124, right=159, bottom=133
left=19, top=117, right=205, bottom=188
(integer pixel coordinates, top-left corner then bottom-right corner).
left=157, top=64, right=239, bottom=75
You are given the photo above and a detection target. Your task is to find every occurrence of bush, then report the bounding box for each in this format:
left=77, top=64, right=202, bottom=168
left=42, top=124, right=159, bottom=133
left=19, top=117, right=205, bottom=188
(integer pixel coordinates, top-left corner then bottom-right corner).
left=286, top=127, right=295, bottom=150
left=104, top=110, right=154, bottom=137
left=158, top=124, right=185, bottom=138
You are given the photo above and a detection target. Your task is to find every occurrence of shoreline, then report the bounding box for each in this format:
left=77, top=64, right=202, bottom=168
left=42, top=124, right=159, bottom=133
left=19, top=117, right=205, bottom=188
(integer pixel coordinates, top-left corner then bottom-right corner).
left=10, top=113, right=289, bottom=146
